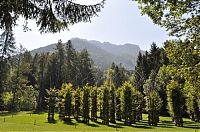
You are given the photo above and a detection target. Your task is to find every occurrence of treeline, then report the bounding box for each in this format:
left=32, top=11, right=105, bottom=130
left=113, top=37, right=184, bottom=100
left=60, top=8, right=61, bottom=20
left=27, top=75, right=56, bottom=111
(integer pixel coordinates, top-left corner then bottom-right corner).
left=0, top=31, right=200, bottom=127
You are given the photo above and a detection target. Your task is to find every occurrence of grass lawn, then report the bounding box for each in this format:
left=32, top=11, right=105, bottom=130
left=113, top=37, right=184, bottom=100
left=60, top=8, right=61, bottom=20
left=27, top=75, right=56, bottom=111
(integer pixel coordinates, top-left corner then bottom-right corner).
left=0, top=112, right=200, bottom=131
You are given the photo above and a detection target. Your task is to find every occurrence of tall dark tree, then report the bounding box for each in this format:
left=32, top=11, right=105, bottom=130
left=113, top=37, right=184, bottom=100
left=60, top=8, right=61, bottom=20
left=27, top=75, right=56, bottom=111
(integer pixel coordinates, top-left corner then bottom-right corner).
left=102, top=86, right=110, bottom=125
left=0, top=30, right=15, bottom=110
left=64, top=84, right=73, bottom=120
left=116, top=87, right=122, bottom=121
left=167, top=80, right=185, bottom=127
left=122, top=82, right=133, bottom=126
left=144, top=70, right=162, bottom=126
left=65, top=40, right=77, bottom=85
left=46, top=88, right=58, bottom=123
left=36, top=53, right=49, bottom=111
left=82, top=85, right=90, bottom=124
left=91, top=86, right=98, bottom=122
left=55, top=40, right=66, bottom=88
left=74, top=88, right=81, bottom=121
left=78, top=49, right=94, bottom=87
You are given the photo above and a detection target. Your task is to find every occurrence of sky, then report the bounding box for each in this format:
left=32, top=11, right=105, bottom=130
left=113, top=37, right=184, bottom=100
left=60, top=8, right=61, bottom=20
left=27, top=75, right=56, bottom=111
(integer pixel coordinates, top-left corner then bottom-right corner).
left=14, top=0, right=170, bottom=51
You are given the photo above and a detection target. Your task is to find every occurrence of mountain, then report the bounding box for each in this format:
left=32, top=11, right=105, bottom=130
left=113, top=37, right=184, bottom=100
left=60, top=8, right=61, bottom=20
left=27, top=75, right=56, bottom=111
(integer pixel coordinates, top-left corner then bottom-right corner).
left=31, top=38, right=144, bottom=70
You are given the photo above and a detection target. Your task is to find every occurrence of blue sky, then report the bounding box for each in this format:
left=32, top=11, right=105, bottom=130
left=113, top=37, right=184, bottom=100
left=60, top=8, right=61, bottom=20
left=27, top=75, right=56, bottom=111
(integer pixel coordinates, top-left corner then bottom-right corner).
left=14, top=0, right=169, bottom=51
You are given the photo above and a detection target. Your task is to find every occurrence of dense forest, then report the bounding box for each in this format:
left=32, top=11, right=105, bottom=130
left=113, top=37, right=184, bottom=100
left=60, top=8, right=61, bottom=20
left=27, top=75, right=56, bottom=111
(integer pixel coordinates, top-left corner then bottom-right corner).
left=0, top=0, right=199, bottom=128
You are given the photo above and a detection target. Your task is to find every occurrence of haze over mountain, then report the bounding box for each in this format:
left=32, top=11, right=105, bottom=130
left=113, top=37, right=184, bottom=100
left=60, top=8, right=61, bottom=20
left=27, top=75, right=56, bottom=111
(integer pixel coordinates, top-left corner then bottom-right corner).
left=31, top=38, right=144, bottom=70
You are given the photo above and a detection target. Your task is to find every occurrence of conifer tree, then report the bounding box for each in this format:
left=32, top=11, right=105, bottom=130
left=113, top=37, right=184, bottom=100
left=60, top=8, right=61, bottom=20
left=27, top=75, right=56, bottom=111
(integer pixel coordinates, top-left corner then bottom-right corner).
left=144, top=70, right=162, bottom=126
left=36, top=53, right=49, bottom=111
left=74, top=88, right=81, bottom=121
left=58, top=83, right=73, bottom=120
left=91, top=86, right=98, bottom=122
left=46, top=88, right=58, bottom=123
left=0, top=30, right=15, bottom=110
left=102, top=86, right=110, bottom=125
left=116, top=87, right=122, bottom=121
left=122, top=82, right=133, bottom=126
left=82, top=85, right=90, bottom=124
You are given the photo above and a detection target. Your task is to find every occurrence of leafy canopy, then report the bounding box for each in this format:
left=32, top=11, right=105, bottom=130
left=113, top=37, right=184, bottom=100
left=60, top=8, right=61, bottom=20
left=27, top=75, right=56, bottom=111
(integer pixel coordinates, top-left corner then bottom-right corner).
left=133, top=0, right=200, bottom=38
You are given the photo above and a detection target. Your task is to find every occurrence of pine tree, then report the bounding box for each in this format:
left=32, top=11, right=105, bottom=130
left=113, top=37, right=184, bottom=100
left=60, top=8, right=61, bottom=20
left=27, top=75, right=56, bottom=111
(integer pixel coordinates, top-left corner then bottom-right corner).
left=58, top=83, right=73, bottom=120
left=122, top=82, right=133, bottom=126
left=144, top=70, right=162, bottom=126
left=46, top=88, right=58, bottom=123
left=102, top=86, right=110, bottom=125
left=132, top=87, right=143, bottom=122
left=116, top=87, right=122, bottom=121
left=109, top=84, right=116, bottom=123
left=82, top=85, right=90, bottom=124
left=36, top=53, right=49, bottom=112
left=0, top=0, right=105, bottom=33
left=65, top=40, right=77, bottom=85
left=91, top=86, right=98, bottom=122
left=64, top=84, right=72, bottom=120
left=0, top=30, right=15, bottom=110
left=74, top=88, right=81, bottom=121
left=78, top=49, right=94, bottom=87
left=55, top=40, right=66, bottom=88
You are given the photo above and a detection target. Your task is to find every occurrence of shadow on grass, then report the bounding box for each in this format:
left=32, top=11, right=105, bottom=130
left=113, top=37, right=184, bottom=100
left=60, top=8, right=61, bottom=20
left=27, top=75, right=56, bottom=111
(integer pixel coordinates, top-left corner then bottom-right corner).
left=94, top=120, right=124, bottom=128
left=132, top=121, right=153, bottom=129
left=32, top=111, right=46, bottom=115
left=108, top=124, right=123, bottom=129
left=183, top=121, right=200, bottom=129
left=158, top=120, right=174, bottom=128
left=63, top=119, right=76, bottom=125
left=46, top=120, right=57, bottom=124
left=0, top=111, right=18, bottom=116
left=86, top=123, right=99, bottom=127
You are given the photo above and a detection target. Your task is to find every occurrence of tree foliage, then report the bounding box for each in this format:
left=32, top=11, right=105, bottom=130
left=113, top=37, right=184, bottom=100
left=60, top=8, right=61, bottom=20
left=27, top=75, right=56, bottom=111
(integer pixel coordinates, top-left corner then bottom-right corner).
left=133, top=0, right=200, bottom=38
left=0, top=0, right=105, bottom=33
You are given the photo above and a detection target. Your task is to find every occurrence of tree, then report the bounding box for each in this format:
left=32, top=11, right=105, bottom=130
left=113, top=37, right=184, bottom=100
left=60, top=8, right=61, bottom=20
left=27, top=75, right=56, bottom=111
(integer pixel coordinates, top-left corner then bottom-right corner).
left=36, top=53, right=49, bottom=111
left=91, top=86, right=98, bottom=122
left=109, top=83, right=116, bottom=123
left=133, top=0, right=200, bottom=38
left=0, top=0, right=105, bottom=33
left=134, top=52, right=148, bottom=93
left=143, top=70, right=162, bottom=126
left=164, top=39, right=200, bottom=122
left=82, top=85, right=90, bottom=124
left=156, top=65, right=171, bottom=116
left=132, top=87, right=143, bottom=122
left=0, top=30, right=15, bottom=110
left=122, top=82, right=133, bottom=126
left=105, top=68, right=116, bottom=123
left=145, top=91, right=162, bottom=126
left=102, top=86, right=110, bottom=125
left=116, top=87, right=122, bottom=121
left=55, top=40, right=66, bottom=88
left=78, top=49, right=94, bottom=87
left=74, top=88, right=81, bottom=121
left=167, top=80, right=185, bottom=127
left=65, top=40, right=77, bottom=85
left=58, top=83, right=73, bottom=120
left=46, top=88, right=58, bottom=123
left=64, top=83, right=73, bottom=120
left=0, top=30, right=15, bottom=60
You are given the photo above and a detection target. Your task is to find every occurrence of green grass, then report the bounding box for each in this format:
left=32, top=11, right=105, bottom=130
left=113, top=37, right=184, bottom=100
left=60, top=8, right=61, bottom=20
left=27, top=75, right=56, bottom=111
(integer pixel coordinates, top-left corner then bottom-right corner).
left=0, top=112, right=200, bottom=131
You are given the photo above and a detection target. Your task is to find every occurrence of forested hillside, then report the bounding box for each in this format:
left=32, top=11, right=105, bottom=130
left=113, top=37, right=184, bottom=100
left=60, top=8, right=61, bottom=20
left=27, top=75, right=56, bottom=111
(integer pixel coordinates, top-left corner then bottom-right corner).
left=31, top=38, right=143, bottom=70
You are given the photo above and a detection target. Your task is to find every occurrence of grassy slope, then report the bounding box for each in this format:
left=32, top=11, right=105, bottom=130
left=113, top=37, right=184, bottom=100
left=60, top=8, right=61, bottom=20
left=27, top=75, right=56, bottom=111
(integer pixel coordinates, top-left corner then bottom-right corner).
left=0, top=112, right=200, bottom=131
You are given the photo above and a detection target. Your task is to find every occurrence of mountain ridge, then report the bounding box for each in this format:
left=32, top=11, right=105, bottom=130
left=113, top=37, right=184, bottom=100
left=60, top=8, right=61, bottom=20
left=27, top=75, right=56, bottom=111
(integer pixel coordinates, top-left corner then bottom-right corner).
left=31, top=38, right=144, bottom=70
